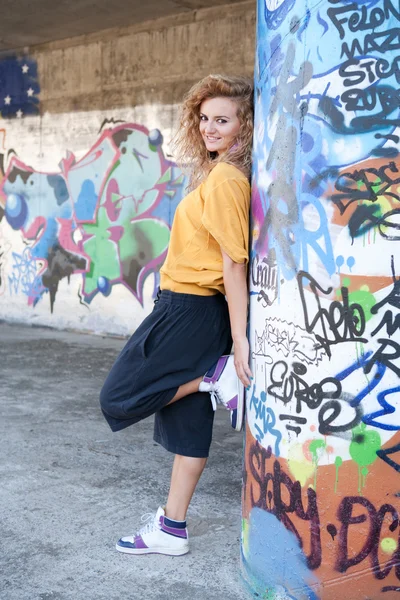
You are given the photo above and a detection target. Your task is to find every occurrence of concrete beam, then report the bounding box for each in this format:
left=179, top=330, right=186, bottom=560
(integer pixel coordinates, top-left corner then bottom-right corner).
left=32, top=1, right=256, bottom=114
left=0, top=0, right=251, bottom=50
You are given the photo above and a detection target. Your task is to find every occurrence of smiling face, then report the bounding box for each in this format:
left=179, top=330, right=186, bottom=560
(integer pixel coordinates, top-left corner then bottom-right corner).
left=199, top=97, right=241, bottom=155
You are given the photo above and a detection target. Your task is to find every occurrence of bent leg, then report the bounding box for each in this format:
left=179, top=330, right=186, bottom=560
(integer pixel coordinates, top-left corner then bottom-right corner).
left=101, top=291, right=231, bottom=432
left=165, top=454, right=207, bottom=521
left=101, top=370, right=204, bottom=432
left=167, top=376, right=203, bottom=405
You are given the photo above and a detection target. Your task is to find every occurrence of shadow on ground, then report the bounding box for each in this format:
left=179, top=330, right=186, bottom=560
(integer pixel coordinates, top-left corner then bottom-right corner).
left=0, top=323, right=251, bottom=600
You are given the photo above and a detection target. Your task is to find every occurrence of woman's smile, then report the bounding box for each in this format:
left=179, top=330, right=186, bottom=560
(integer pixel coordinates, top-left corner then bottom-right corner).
left=199, top=96, right=241, bottom=155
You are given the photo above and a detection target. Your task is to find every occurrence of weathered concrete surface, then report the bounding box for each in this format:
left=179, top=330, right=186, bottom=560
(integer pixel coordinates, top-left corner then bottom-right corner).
left=0, top=323, right=251, bottom=600
left=33, top=1, right=255, bottom=114
left=0, top=0, right=251, bottom=51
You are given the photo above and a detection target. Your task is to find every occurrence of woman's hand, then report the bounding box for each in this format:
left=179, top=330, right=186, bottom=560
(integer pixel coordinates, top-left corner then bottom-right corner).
left=220, top=250, right=252, bottom=388
left=233, top=336, right=253, bottom=388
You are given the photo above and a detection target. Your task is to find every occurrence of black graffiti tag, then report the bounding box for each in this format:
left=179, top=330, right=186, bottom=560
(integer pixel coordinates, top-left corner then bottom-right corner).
left=297, top=271, right=367, bottom=358
left=332, top=161, right=400, bottom=213
left=267, top=360, right=362, bottom=435
left=246, top=443, right=400, bottom=581
left=251, top=250, right=281, bottom=307
left=365, top=256, right=400, bottom=378
left=337, top=496, right=400, bottom=580
left=248, top=443, right=322, bottom=570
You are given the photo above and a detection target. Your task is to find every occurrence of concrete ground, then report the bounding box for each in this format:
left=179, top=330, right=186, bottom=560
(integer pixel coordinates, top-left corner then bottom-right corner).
left=0, top=322, right=252, bottom=600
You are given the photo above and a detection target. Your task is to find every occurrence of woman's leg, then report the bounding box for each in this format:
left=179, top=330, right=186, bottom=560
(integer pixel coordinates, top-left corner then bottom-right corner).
left=168, top=376, right=203, bottom=405
left=164, top=454, right=207, bottom=521
left=116, top=454, right=203, bottom=555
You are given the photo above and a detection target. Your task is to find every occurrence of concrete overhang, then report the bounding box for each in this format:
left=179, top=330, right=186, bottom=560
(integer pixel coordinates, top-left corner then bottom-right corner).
left=0, top=0, right=247, bottom=51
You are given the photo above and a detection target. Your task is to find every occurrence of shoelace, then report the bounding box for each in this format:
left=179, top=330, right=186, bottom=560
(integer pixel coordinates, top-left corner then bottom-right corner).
left=135, top=512, right=160, bottom=536
left=210, top=382, right=225, bottom=412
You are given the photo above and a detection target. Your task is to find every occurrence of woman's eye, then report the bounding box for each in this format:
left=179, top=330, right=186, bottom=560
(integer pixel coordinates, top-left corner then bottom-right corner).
left=200, top=115, right=207, bottom=121
left=217, top=119, right=227, bottom=124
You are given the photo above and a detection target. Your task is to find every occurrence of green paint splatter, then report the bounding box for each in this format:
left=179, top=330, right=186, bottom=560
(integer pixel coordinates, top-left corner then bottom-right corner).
left=309, top=439, right=327, bottom=490
left=381, top=538, right=397, bottom=554
left=350, top=423, right=381, bottom=466
left=350, top=424, right=381, bottom=493
left=310, top=439, right=326, bottom=459
left=342, top=277, right=351, bottom=288
left=348, top=286, right=376, bottom=323
left=334, top=456, right=343, bottom=493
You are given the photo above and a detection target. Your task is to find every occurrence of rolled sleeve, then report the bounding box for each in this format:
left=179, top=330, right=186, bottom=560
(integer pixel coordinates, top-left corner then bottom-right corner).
left=202, top=175, right=250, bottom=264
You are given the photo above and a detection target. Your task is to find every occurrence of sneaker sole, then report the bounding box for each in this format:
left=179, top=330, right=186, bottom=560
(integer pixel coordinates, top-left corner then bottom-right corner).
left=233, top=379, right=245, bottom=431
left=116, top=543, right=189, bottom=556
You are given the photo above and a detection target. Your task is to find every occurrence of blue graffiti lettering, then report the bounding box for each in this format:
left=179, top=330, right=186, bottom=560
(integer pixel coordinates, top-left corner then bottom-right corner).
left=249, top=387, right=282, bottom=455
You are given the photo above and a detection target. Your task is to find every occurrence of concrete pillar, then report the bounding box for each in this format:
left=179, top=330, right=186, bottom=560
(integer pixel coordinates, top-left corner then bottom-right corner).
left=242, top=0, right=400, bottom=598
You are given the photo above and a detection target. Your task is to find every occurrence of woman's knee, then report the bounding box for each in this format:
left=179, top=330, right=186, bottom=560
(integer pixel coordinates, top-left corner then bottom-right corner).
left=99, top=380, right=111, bottom=413
left=99, top=378, right=123, bottom=417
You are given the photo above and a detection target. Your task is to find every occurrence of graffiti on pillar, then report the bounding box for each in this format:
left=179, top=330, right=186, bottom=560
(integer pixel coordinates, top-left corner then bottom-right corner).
left=0, top=123, right=186, bottom=312
left=243, top=0, right=400, bottom=598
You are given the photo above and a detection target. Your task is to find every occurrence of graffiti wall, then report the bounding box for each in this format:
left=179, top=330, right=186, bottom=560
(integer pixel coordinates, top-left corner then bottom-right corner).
left=0, top=56, right=185, bottom=335
left=243, top=0, right=400, bottom=598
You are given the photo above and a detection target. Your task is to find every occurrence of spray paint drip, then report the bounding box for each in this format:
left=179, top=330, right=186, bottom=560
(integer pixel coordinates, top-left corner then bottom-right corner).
left=334, top=456, right=343, bottom=493
left=309, top=439, right=327, bottom=490
left=349, top=423, right=381, bottom=494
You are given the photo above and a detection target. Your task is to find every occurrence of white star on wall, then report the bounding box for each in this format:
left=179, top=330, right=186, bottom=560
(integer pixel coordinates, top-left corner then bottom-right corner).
left=4, top=96, right=11, bottom=105
left=16, top=110, right=23, bottom=118
left=27, top=88, right=34, bottom=97
left=21, top=64, right=29, bottom=74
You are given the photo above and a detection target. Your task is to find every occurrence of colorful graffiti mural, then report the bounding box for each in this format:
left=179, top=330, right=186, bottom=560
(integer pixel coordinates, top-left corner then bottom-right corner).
left=0, top=124, right=185, bottom=312
left=243, top=0, right=400, bottom=598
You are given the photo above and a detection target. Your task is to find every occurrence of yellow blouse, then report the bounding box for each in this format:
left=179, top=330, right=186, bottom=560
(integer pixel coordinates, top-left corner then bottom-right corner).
left=160, top=162, right=251, bottom=296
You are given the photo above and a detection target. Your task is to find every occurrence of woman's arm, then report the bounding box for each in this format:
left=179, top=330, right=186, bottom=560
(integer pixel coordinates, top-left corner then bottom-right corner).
left=222, top=249, right=253, bottom=388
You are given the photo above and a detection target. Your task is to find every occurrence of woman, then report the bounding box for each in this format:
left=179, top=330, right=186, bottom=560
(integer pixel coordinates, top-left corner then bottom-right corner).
left=100, top=74, right=253, bottom=556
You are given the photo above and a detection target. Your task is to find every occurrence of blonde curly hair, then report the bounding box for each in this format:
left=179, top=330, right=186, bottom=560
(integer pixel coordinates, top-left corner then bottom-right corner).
left=172, top=74, right=254, bottom=190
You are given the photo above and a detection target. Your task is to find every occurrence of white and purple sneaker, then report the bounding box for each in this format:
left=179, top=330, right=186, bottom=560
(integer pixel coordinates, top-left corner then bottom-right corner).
left=202, top=355, right=245, bottom=431
left=116, top=507, right=189, bottom=556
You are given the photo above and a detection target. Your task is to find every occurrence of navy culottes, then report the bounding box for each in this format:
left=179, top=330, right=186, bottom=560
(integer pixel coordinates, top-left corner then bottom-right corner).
left=100, top=290, right=232, bottom=458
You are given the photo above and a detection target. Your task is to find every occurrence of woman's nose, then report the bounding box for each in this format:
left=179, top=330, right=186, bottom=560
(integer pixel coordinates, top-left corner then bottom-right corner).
left=205, top=120, right=216, bottom=133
